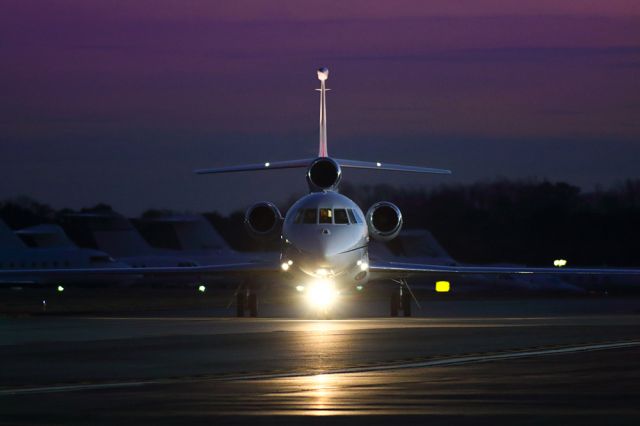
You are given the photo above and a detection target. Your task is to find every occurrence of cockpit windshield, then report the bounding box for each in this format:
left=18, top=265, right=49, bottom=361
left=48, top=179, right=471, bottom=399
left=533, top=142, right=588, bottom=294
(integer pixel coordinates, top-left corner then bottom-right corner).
left=319, top=208, right=332, bottom=224
left=302, top=209, right=317, bottom=224
left=334, top=209, right=349, bottom=224
left=294, top=208, right=359, bottom=225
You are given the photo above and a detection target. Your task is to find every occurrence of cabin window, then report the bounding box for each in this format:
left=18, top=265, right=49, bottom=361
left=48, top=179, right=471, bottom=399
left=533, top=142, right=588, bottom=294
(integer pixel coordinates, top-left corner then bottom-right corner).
left=319, top=208, right=332, bottom=224
left=334, top=209, right=349, bottom=224
left=347, top=209, right=359, bottom=224
left=302, top=209, right=317, bottom=224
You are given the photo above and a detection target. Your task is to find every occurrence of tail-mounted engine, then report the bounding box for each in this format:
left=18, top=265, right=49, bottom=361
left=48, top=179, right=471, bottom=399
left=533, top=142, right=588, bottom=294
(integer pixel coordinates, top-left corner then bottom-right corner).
left=307, top=157, right=342, bottom=191
left=366, top=202, right=403, bottom=241
left=245, top=202, right=283, bottom=239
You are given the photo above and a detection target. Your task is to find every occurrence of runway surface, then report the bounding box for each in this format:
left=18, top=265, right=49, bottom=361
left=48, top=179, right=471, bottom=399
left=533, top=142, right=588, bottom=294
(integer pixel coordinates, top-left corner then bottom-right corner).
left=2, top=298, right=640, bottom=425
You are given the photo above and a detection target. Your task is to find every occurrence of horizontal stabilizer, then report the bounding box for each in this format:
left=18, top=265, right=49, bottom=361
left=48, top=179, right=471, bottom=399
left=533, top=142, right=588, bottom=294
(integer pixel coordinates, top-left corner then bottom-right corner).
left=195, top=158, right=451, bottom=175
left=194, top=159, right=312, bottom=175
left=336, top=159, right=451, bottom=175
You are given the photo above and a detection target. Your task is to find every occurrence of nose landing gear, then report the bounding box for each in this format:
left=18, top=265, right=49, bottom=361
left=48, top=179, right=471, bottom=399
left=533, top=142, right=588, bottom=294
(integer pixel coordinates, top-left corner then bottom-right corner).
left=390, top=279, right=417, bottom=317
left=235, top=288, right=258, bottom=317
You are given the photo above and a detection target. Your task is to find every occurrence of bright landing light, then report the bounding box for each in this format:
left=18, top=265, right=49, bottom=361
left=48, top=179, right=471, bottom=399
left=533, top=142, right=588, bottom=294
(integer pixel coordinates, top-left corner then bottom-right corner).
left=356, top=259, right=369, bottom=271
left=306, top=279, right=338, bottom=308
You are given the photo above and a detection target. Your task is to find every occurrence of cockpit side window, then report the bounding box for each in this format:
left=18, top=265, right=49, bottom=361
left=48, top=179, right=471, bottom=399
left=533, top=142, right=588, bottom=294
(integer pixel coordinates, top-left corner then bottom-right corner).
left=347, top=209, right=359, bottom=224
left=334, top=209, right=349, bottom=224
left=319, top=208, right=332, bottom=224
left=293, top=209, right=304, bottom=224
left=302, top=208, right=317, bottom=224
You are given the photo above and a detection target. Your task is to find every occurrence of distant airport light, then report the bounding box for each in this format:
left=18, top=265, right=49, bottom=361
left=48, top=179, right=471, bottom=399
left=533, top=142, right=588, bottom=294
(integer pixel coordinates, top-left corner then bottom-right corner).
left=198, top=285, right=206, bottom=293
left=296, top=285, right=305, bottom=292
left=554, top=259, right=568, bottom=267
left=57, top=285, right=64, bottom=293
left=356, top=285, right=364, bottom=291
left=281, top=262, right=290, bottom=271
left=376, top=162, right=382, bottom=167
left=435, top=281, right=450, bottom=293
left=264, top=162, right=270, bottom=168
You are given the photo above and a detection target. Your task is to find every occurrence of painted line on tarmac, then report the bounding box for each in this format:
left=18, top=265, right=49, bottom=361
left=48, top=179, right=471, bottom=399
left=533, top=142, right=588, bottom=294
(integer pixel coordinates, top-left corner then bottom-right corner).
left=2, top=340, right=639, bottom=396
left=230, top=340, right=640, bottom=380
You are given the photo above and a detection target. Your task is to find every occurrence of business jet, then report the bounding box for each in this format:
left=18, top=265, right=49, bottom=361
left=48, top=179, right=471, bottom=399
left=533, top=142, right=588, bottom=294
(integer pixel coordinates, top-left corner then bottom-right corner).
left=2, top=67, right=639, bottom=316
left=0, top=219, right=132, bottom=286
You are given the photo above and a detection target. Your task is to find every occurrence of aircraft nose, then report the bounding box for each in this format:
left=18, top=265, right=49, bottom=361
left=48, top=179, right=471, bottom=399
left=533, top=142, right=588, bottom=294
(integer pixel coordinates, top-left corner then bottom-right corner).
left=290, top=229, right=344, bottom=263
left=315, top=229, right=345, bottom=260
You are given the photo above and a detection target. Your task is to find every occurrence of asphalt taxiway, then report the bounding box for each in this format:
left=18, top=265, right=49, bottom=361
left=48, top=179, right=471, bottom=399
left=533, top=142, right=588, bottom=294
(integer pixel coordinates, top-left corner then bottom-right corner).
left=1, top=298, right=640, bottom=425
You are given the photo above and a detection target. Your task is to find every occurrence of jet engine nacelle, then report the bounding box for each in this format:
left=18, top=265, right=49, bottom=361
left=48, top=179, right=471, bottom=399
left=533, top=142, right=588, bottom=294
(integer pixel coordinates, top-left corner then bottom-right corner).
left=366, top=202, right=403, bottom=242
left=307, top=157, right=342, bottom=191
left=245, top=202, right=283, bottom=239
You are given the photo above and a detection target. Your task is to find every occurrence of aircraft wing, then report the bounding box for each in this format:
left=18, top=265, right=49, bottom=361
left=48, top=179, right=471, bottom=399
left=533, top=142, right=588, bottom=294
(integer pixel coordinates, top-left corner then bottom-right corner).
left=369, top=261, right=640, bottom=280
left=0, top=261, right=281, bottom=282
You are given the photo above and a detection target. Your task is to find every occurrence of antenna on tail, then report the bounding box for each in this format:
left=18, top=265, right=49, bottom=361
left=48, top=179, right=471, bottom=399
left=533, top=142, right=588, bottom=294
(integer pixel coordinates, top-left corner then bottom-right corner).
left=317, top=67, right=329, bottom=157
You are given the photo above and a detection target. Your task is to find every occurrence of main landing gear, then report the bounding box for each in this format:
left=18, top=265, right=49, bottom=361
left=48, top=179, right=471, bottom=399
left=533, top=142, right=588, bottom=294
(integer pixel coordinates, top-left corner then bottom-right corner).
left=236, top=289, right=258, bottom=317
left=390, top=279, right=413, bottom=317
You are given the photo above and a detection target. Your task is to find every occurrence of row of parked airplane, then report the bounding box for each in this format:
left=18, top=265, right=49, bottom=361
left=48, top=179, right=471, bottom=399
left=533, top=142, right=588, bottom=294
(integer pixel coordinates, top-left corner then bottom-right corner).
left=0, top=211, right=625, bottom=296
left=0, top=212, right=268, bottom=284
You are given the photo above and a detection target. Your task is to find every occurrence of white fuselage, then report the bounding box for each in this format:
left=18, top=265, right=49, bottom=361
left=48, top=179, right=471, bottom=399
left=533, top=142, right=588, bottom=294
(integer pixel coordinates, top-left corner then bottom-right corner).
left=281, top=191, right=370, bottom=289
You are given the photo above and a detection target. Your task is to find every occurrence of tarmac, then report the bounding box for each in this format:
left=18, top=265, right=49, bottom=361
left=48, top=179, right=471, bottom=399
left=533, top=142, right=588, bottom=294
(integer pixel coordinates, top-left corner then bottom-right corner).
left=1, top=296, right=640, bottom=425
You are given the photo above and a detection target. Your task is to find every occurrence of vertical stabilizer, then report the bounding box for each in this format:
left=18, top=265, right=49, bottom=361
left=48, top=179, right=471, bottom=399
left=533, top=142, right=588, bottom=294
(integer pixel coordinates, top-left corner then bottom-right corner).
left=0, top=219, right=27, bottom=249
left=317, top=67, right=329, bottom=157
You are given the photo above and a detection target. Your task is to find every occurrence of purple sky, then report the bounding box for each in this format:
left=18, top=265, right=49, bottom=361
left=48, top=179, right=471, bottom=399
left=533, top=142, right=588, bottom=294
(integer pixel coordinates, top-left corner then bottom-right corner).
left=1, top=1, right=639, bottom=214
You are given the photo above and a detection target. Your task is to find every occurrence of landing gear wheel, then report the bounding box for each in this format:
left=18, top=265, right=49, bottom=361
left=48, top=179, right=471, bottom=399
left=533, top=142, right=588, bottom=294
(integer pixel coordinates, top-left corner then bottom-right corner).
left=390, top=292, right=400, bottom=317
left=236, top=292, right=246, bottom=317
left=248, top=293, right=258, bottom=317
left=401, top=292, right=412, bottom=317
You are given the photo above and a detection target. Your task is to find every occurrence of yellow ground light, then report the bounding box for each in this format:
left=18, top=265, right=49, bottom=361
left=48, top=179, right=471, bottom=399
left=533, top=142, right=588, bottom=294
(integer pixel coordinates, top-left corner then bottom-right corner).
left=435, top=281, right=450, bottom=293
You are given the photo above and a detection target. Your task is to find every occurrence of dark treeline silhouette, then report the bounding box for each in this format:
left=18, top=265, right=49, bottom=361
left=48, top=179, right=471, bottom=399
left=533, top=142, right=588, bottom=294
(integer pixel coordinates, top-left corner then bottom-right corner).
left=1, top=178, right=639, bottom=266
left=340, top=179, right=640, bottom=266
